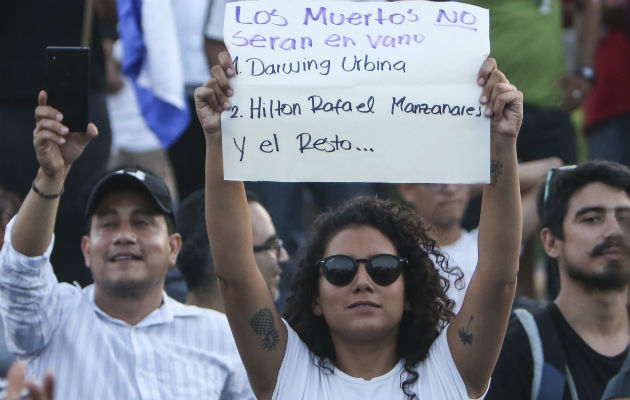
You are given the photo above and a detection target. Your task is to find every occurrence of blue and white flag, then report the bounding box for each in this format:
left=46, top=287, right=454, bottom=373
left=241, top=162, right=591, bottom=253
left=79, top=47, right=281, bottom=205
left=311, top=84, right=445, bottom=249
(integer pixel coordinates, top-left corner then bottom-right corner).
left=117, top=0, right=190, bottom=148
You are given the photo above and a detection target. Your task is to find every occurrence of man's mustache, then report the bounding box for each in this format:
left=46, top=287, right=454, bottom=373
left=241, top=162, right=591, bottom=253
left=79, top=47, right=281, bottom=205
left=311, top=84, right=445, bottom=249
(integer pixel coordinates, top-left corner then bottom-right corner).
left=590, top=239, right=630, bottom=257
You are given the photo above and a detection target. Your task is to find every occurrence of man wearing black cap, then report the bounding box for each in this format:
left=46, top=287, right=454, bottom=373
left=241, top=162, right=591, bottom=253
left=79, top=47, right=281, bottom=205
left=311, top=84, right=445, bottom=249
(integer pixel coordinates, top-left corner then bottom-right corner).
left=0, top=91, right=254, bottom=399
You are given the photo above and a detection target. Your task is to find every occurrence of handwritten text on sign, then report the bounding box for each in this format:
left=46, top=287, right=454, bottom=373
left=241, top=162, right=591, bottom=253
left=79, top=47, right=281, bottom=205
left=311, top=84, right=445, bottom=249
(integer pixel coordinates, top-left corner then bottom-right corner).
left=222, top=1, right=490, bottom=183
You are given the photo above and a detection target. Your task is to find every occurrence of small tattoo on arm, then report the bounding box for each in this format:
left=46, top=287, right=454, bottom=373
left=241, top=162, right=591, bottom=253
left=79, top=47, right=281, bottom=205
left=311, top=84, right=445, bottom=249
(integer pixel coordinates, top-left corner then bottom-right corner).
left=490, top=160, right=503, bottom=187
left=458, top=316, right=474, bottom=345
left=250, top=308, right=279, bottom=351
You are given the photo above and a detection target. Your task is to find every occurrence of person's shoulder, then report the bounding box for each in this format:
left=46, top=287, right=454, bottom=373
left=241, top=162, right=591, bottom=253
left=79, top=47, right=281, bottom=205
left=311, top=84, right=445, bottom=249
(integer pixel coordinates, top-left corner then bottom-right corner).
left=465, top=227, right=479, bottom=241
left=173, top=301, right=232, bottom=331
left=168, top=298, right=228, bottom=320
left=50, top=281, right=85, bottom=310
left=500, top=308, right=540, bottom=359
left=169, top=301, right=238, bottom=346
left=195, top=306, right=230, bottom=325
left=485, top=309, right=539, bottom=399
left=506, top=308, right=531, bottom=337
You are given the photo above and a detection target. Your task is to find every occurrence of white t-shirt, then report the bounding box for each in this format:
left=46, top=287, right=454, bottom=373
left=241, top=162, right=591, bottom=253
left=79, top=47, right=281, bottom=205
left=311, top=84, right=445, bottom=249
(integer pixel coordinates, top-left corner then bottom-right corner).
left=172, top=0, right=212, bottom=87
left=440, top=228, right=479, bottom=314
left=273, top=320, right=485, bottom=400
left=205, top=0, right=229, bottom=42
left=106, top=76, right=162, bottom=154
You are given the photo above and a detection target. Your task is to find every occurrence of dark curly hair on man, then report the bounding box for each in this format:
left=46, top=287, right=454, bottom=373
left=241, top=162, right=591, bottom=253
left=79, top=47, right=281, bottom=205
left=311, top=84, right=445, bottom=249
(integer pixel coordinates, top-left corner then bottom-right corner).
left=283, top=196, right=461, bottom=400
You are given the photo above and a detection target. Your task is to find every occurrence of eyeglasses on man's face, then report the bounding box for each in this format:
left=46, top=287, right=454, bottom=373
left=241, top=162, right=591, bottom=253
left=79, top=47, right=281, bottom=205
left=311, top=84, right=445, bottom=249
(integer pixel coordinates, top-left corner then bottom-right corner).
left=253, top=235, right=284, bottom=257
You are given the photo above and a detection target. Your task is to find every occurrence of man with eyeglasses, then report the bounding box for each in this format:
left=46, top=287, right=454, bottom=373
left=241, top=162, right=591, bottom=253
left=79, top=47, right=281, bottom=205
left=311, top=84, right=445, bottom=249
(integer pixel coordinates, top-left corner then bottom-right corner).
left=249, top=191, right=290, bottom=304
left=176, top=189, right=289, bottom=310
left=486, top=160, right=630, bottom=400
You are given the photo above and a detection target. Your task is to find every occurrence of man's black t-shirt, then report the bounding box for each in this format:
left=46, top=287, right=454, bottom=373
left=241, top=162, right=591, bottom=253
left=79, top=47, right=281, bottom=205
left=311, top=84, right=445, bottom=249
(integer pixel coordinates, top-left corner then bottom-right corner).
left=486, top=303, right=628, bottom=400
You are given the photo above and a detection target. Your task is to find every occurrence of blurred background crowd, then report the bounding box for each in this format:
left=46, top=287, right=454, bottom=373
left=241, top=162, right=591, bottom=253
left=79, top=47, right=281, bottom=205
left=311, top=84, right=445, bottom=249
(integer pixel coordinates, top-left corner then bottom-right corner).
left=0, top=0, right=627, bottom=380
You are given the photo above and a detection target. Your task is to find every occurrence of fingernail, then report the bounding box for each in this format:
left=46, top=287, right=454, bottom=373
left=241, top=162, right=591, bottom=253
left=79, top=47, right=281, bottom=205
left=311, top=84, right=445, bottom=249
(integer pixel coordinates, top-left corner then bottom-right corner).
left=61, top=127, right=69, bottom=134
left=56, top=114, right=63, bottom=121
left=223, top=101, right=232, bottom=110
left=59, top=138, right=65, bottom=144
left=478, top=78, right=485, bottom=85
left=227, top=68, right=235, bottom=76
left=479, top=96, right=488, bottom=104
left=484, top=108, right=493, bottom=117
left=226, top=89, right=234, bottom=96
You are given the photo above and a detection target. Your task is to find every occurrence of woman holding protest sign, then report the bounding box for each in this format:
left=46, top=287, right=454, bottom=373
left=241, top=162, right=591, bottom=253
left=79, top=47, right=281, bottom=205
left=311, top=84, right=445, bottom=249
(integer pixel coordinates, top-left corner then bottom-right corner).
left=196, top=50, right=523, bottom=399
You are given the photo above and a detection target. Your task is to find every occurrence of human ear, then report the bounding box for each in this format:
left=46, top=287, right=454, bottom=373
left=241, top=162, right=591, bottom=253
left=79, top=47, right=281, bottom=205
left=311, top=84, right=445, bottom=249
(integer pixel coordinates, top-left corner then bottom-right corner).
left=313, top=297, right=322, bottom=316
left=80, top=236, right=92, bottom=268
left=168, top=233, right=182, bottom=267
left=540, top=227, right=561, bottom=259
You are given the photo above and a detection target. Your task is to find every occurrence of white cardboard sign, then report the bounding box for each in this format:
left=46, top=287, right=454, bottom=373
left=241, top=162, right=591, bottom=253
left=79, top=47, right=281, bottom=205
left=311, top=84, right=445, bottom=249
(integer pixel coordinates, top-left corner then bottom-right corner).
left=222, top=1, right=490, bottom=183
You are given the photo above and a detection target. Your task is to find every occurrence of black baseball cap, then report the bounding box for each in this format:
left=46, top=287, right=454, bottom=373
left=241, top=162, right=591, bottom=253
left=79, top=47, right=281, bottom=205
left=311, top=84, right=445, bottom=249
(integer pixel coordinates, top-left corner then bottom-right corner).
left=85, top=168, right=175, bottom=224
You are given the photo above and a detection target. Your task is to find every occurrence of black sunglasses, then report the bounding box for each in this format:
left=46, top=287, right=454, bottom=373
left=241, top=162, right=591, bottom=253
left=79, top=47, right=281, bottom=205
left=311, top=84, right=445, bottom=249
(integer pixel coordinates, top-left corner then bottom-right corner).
left=543, top=165, right=577, bottom=205
left=317, top=254, right=407, bottom=287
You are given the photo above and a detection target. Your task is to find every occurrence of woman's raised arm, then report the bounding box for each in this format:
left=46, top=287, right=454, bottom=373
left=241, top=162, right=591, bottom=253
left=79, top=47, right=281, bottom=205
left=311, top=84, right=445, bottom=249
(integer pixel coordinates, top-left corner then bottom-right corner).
left=196, top=51, right=287, bottom=400
left=447, top=57, right=524, bottom=398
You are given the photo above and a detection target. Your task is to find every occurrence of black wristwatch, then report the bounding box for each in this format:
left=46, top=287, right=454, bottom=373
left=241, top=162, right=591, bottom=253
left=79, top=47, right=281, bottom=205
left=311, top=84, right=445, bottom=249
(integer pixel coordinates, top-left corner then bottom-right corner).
left=575, top=65, right=595, bottom=84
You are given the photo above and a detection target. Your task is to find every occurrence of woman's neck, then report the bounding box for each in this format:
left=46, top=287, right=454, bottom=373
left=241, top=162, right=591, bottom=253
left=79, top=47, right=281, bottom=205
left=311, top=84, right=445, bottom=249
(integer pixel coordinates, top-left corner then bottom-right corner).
left=331, top=331, right=399, bottom=380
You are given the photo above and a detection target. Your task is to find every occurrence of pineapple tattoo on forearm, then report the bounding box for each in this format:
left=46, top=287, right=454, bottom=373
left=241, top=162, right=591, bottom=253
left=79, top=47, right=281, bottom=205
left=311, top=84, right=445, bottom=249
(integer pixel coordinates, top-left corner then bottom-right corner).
left=250, top=308, right=280, bottom=351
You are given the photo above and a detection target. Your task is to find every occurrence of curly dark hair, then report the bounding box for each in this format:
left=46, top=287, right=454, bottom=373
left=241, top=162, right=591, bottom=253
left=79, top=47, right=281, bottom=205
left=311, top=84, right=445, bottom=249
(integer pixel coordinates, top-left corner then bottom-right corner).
left=283, top=196, right=460, bottom=399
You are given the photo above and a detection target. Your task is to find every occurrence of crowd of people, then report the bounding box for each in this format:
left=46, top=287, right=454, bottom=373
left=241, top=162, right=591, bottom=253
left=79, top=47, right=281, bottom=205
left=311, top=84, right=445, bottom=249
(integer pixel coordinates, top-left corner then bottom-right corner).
left=0, top=0, right=628, bottom=399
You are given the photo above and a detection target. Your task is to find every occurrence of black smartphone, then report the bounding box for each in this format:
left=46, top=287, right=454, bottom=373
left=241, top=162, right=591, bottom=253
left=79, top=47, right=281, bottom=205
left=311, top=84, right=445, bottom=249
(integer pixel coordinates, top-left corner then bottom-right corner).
left=46, top=46, right=90, bottom=132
